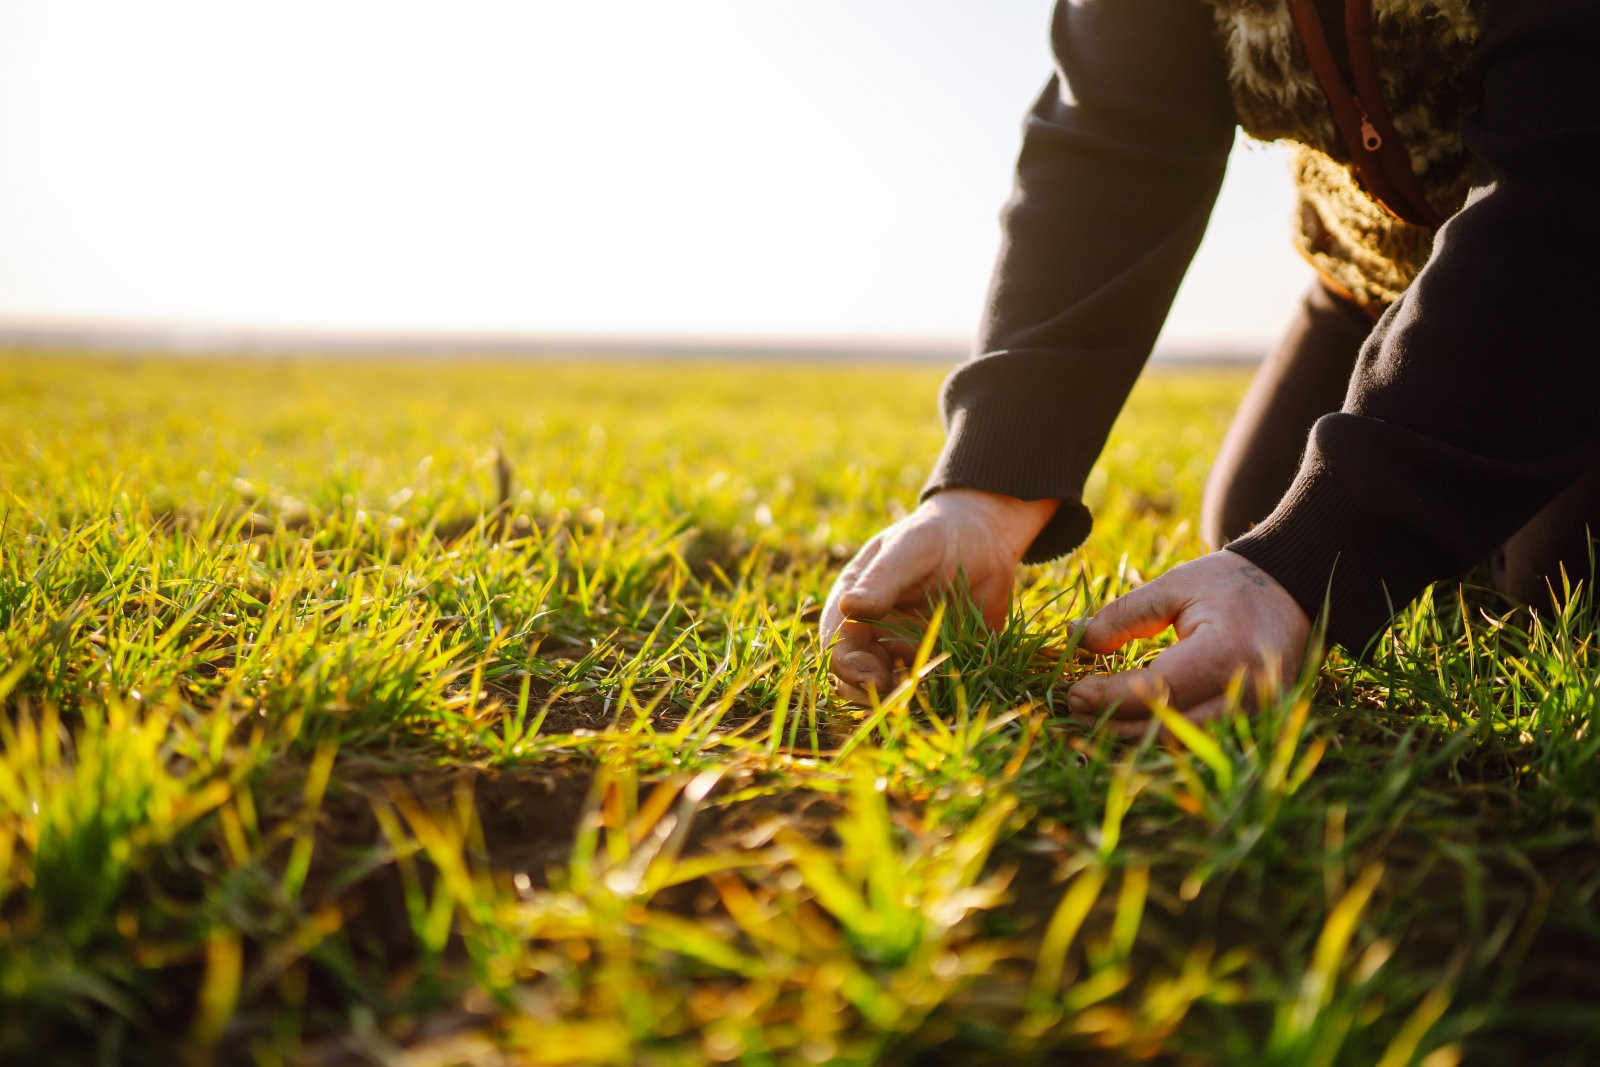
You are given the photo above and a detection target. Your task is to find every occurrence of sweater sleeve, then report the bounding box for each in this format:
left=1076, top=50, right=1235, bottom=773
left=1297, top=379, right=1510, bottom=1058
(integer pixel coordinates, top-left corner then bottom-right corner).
left=1227, top=0, right=1600, bottom=652
left=921, top=0, right=1236, bottom=564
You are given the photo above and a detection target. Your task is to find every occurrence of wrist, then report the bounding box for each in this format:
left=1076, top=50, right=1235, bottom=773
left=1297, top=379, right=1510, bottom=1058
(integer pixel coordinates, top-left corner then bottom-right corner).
left=926, top=487, right=1059, bottom=558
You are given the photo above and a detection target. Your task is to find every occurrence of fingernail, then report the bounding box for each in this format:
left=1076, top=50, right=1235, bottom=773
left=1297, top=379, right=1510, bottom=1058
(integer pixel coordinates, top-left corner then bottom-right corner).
left=1066, top=681, right=1097, bottom=715
left=841, top=652, right=887, bottom=684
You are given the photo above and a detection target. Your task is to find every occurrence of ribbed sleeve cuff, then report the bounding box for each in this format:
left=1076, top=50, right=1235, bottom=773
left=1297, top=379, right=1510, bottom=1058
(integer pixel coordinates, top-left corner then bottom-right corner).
left=919, top=347, right=1138, bottom=564
left=1225, top=460, right=1435, bottom=656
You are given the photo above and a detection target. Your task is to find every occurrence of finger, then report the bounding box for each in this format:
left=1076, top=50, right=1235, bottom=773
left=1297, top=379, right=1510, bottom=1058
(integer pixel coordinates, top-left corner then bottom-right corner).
left=879, top=636, right=921, bottom=667
left=837, top=528, right=937, bottom=620
left=820, top=539, right=887, bottom=651
left=831, top=673, right=873, bottom=706
left=1061, top=619, right=1098, bottom=660
left=835, top=535, right=884, bottom=590
left=827, top=618, right=894, bottom=693
left=972, top=573, right=1012, bottom=632
left=867, top=607, right=933, bottom=664
left=1100, top=694, right=1229, bottom=738
left=1182, top=694, right=1229, bottom=724
left=1099, top=712, right=1160, bottom=739
left=1066, top=625, right=1236, bottom=716
left=833, top=652, right=892, bottom=698
left=1076, top=573, right=1192, bottom=655
left=832, top=586, right=931, bottom=666
left=832, top=673, right=893, bottom=706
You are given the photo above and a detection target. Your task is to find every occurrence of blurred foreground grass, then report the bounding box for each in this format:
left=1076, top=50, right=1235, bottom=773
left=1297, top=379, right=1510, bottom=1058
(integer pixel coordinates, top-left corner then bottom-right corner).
left=2, top=354, right=1599, bottom=1064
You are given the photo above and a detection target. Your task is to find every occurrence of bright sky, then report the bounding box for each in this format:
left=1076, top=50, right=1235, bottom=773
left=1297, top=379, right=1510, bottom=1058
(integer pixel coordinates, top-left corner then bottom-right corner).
left=0, top=0, right=1309, bottom=352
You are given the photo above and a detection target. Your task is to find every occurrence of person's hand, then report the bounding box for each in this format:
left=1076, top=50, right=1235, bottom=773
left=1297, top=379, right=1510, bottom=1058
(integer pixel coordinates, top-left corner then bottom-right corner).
left=821, top=488, right=1058, bottom=702
left=1066, top=550, right=1313, bottom=730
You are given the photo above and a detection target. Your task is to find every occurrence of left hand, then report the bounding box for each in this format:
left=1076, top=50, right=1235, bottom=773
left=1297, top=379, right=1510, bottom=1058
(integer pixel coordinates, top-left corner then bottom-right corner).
left=1065, top=550, right=1313, bottom=729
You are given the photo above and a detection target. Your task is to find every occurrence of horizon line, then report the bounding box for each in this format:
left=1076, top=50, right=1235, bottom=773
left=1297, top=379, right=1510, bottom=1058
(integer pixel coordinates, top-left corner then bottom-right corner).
left=0, top=314, right=1266, bottom=366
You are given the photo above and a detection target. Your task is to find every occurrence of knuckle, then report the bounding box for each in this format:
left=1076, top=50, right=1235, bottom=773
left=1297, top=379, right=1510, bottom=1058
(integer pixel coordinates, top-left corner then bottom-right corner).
left=890, top=520, right=936, bottom=554
left=841, top=547, right=876, bottom=578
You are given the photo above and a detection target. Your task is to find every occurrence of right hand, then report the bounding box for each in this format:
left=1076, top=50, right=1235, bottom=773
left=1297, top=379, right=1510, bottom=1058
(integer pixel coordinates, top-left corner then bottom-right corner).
left=820, top=488, right=1058, bottom=702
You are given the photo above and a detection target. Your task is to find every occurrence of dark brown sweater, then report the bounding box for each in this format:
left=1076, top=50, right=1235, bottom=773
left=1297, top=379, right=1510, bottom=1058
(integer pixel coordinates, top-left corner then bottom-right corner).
left=921, top=0, right=1600, bottom=652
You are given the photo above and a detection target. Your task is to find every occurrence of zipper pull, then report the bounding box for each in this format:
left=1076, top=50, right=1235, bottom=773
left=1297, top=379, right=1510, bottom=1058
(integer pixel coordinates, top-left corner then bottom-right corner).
left=1357, top=106, right=1383, bottom=151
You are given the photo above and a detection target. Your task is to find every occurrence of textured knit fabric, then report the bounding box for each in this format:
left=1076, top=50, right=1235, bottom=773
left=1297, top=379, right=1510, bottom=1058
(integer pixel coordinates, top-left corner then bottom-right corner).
left=1206, top=0, right=1484, bottom=309
left=1287, top=148, right=1436, bottom=309
left=1226, top=0, right=1600, bottom=649
left=924, top=0, right=1600, bottom=652
left=1203, top=280, right=1600, bottom=615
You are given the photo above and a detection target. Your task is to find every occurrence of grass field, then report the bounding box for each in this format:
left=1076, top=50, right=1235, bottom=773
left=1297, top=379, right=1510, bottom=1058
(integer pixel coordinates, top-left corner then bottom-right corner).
left=3, top=353, right=1599, bottom=1064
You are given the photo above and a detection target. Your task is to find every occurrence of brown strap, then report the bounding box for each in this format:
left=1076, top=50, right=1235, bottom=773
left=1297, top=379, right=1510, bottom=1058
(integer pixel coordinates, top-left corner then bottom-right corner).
left=1344, top=0, right=1442, bottom=227
left=1287, top=0, right=1434, bottom=228
left=1295, top=242, right=1387, bottom=320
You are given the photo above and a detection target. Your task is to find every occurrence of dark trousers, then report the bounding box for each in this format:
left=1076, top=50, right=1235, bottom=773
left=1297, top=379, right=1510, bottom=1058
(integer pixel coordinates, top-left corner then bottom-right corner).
left=1201, top=281, right=1600, bottom=608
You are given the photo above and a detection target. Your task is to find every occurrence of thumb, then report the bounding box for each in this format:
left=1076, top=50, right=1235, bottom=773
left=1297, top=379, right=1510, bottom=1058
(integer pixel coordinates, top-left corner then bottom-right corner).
left=1078, top=574, right=1188, bottom=654
left=838, top=529, right=936, bottom=619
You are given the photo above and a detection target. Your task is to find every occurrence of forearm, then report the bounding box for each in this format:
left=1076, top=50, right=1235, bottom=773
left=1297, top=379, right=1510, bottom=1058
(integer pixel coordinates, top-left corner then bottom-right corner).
left=1229, top=0, right=1600, bottom=650
left=924, top=0, right=1235, bottom=564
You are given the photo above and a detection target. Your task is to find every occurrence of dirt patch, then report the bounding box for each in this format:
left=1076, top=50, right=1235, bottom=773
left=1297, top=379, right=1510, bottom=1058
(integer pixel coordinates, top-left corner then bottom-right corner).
left=121, top=744, right=852, bottom=1057
left=287, top=752, right=846, bottom=940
